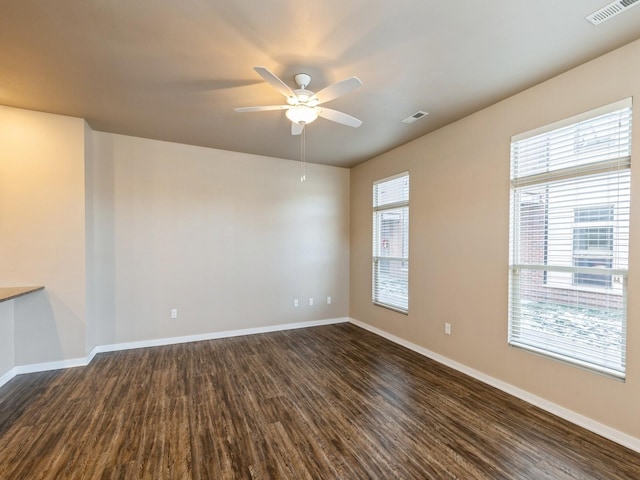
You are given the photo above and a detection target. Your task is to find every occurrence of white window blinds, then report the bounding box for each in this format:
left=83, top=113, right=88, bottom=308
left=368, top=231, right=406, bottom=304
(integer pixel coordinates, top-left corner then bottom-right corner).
left=373, top=172, right=409, bottom=313
left=509, top=99, right=632, bottom=379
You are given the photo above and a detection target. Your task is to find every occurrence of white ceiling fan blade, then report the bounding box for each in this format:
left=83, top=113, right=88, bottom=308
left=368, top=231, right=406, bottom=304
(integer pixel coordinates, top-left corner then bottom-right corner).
left=254, top=67, right=295, bottom=99
left=234, top=105, right=289, bottom=112
left=291, top=122, right=304, bottom=135
left=318, top=108, right=362, bottom=128
left=310, top=77, right=362, bottom=105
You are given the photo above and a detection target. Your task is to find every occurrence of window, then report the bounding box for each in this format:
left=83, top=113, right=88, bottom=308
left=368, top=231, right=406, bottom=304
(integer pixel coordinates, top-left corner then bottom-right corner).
left=509, top=99, right=631, bottom=378
left=373, top=172, right=409, bottom=313
left=572, top=205, right=614, bottom=288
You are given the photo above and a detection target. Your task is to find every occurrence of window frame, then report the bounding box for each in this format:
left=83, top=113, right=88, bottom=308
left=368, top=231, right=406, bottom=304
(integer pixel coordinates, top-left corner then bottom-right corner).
left=508, top=98, right=632, bottom=379
left=372, top=172, right=409, bottom=314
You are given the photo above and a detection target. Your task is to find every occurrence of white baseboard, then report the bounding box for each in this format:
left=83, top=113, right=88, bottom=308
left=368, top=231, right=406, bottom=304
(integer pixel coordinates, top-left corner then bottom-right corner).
left=1, top=317, right=350, bottom=389
left=0, top=368, right=16, bottom=389
left=90, top=317, right=349, bottom=356
left=0, top=356, right=90, bottom=389
left=348, top=317, right=640, bottom=454
left=14, top=357, right=90, bottom=375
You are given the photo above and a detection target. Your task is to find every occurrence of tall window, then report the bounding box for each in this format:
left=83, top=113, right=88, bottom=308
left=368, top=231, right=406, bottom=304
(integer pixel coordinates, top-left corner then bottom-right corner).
left=509, top=99, right=632, bottom=379
left=373, top=172, right=409, bottom=313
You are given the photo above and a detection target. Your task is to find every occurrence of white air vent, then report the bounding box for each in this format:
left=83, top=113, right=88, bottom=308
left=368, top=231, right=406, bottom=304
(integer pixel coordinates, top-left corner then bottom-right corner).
left=586, top=0, right=639, bottom=25
left=402, top=111, right=429, bottom=124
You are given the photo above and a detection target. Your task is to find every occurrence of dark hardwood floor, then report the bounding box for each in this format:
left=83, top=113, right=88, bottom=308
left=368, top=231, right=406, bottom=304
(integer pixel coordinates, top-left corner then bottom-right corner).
left=1, top=323, right=639, bottom=479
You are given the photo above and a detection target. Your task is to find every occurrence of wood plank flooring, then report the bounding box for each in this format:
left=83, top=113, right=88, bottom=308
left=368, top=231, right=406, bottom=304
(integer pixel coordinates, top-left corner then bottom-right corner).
left=1, top=323, right=639, bottom=479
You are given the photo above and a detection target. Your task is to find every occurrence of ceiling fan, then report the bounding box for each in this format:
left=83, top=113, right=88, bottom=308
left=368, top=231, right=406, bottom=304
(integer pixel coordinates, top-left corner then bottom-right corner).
left=235, top=67, right=363, bottom=135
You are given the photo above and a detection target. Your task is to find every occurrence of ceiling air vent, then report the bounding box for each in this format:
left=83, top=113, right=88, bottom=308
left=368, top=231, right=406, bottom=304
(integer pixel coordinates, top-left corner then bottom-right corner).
left=402, top=111, right=429, bottom=124
left=586, top=0, right=639, bottom=25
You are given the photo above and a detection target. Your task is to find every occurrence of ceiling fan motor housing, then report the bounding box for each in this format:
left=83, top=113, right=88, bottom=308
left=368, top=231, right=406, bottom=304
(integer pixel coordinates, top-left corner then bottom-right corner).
left=294, top=73, right=312, bottom=89
left=288, top=89, right=316, bottom=106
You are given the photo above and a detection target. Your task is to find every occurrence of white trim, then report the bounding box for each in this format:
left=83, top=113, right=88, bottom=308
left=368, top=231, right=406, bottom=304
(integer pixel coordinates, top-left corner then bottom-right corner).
left=348, top=317, right=640, bottom=454
left=512, top=263, right=628, bottom=276
left=511, top=156, right=631, bottom=188
left=373, top=199, right=408, bottom=211
left=0, top=368, right=17, bottom=389
left=86, top=347, right=100, bottom=365
left=91, top=317, right=349, bottom=355
left=0, top=318, right=349, bottom=388
left=11, top=357, right=90, bottom=376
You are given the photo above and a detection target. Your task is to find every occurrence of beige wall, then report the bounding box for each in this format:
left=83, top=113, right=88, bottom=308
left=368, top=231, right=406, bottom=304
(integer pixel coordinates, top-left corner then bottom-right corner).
left=91, top=132, right=350, bottom=345
left=350, top=38, right=640, bottom=439
left=0, top=106, right=87, bottom=364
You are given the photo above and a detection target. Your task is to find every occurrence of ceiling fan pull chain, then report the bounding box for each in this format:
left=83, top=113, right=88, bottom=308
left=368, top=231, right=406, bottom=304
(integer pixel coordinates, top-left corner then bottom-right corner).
left=300, top=126, right=306, bottom=182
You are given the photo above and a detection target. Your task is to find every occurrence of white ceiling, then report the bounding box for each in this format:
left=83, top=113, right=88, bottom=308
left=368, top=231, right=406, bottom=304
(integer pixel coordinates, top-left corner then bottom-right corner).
left=1, top=1, right=639, bottom=168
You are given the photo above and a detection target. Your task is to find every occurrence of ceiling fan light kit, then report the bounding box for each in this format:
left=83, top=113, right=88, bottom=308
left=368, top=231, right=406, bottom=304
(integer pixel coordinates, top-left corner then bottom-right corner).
left=286, top=105, right=319, bottom=125
left=235, top=66, right=362, bottom=135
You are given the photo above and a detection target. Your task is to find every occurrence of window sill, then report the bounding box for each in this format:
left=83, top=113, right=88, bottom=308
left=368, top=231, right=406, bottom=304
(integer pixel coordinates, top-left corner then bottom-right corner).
left=373, top=301, right=408, bottom=315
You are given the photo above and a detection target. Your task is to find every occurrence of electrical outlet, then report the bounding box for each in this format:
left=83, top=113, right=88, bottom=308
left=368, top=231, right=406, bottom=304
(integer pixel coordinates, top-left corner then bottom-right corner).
left=294, top=299, right=299, bottom=308
left=171, top=308, right=178, bottom=319
left=327, top=296, right=332, bottom=304
left=309, top=298, right=314, bottom=306
left=445, top=323, right=451, bottom=335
